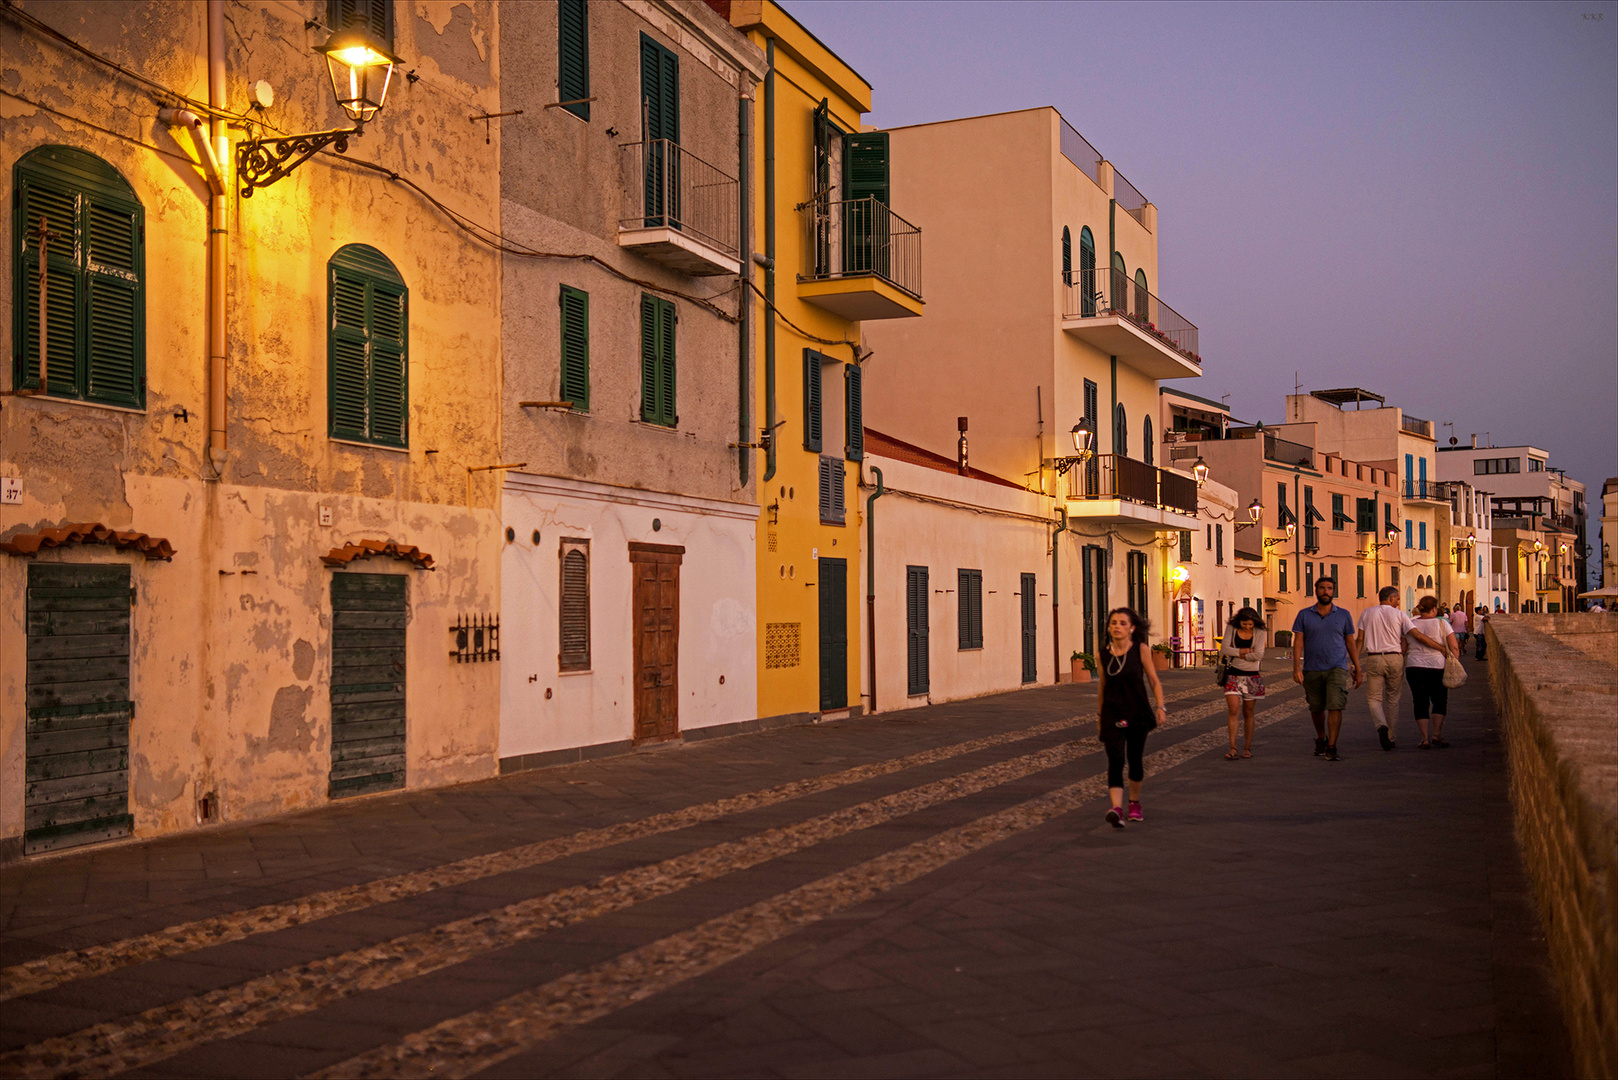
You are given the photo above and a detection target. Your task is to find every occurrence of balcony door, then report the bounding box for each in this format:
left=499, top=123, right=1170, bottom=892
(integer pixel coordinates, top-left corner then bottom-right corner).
left=640, top=34, right=680, bottom=229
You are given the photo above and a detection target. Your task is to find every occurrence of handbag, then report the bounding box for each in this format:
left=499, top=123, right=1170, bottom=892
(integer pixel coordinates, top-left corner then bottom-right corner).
left=1212, top=659, right=1229, bottom=687
left=1442, top=652, right=1467, bottom=688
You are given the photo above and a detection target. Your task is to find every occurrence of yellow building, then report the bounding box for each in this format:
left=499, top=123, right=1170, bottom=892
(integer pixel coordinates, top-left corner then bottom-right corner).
left=727, top=1, right=923, bottom=722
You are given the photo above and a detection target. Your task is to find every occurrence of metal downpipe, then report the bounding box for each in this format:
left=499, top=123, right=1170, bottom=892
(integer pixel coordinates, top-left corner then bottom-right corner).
left=1052, top=506, right=1067, bottom=683
left=207, top=0, right=227, bottom=472
left=737, top=89, right=751, bottom=485
left=762, top=38, right=776, bottom=483
left=865, top=466, right=884, bottom=713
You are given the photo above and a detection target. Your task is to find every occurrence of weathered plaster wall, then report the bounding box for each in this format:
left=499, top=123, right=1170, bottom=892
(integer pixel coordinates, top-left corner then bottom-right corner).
left=1, top=0, right=504, bottom=851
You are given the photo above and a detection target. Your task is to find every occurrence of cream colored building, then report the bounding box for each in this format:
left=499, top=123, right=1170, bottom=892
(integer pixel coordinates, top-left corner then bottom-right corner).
left=1434, top=479, right=1493, bottom=625
left=1602, top=478, right=1618, bottom=592
left=1, top=1, right=502, bottom=857
left=495, top=1, right=766, bottom=769
left=861, top=108, right=1203, bottom=667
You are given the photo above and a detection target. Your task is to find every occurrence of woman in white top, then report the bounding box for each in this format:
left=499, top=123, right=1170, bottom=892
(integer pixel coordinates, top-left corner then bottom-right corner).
left=1405, top=595, right=1459, bottom=748
left=1217, top=607, right=1267, bottom=759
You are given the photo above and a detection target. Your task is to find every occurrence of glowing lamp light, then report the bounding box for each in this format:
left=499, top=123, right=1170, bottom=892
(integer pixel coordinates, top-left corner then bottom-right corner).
left=1170, top=566, right=1190, bottom=584
left=1246, top=499, right=1262, bottom=524
left=1284, top=521, right=1296, bottom=540
left=1191, top=457, right=1209, bottom=486
left=1070, top=419, right=1093, bottom=456
left=1387, top=527, right=1400, bottom=543
left=316, top=27, right=400, bottom=123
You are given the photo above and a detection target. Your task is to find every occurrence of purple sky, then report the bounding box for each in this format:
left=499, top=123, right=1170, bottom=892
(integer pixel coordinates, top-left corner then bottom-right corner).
left=792, top=0, right=1618, bottom=510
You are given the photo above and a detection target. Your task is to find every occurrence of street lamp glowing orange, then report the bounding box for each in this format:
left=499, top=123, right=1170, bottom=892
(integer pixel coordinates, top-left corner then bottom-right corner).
left=316, top=26, right=400, bottom=123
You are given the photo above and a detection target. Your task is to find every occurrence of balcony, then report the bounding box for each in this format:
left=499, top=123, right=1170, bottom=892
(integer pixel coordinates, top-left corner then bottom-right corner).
left=1400, top=415, right=1434, bottom=439
left=1064, top=454, right=1199, bottom=528
left=1062, top=266, right=1201, bottom=378
left=1263, top=433, right=1315, bottom=469
left=618, top=139, right=741, bottom=277
left=1402, top=479, right=1447, bottom=504
left=798, top=197, right=923, bottom=320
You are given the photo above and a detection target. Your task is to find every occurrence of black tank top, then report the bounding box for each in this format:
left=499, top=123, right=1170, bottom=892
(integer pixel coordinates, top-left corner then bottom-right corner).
left=1100, top=644, right=1153, bottom=728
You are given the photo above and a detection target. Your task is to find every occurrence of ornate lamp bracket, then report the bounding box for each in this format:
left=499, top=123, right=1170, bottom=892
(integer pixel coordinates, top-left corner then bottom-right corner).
left=236, top=125, right=363, bottom=197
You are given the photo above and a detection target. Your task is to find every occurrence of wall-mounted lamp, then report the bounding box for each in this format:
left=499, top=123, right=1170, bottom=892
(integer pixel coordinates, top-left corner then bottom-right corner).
left=1048, top=418, right=1095, bottom=477
left=237, top=25, right=401, bottom=196
left=1263, top=521, right=1296, bottom=550
left=1191, top=456, right=1209, bottom=487
left=1234, top=498, right=1263, bottom=531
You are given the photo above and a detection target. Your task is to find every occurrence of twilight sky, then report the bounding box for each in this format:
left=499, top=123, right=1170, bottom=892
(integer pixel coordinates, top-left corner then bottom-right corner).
left=791, top=0, right=1618, bottom=508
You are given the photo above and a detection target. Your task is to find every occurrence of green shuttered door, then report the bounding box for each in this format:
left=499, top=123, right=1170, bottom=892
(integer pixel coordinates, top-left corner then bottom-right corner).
left=330, top=573, right=407, bottom=798
left=818, top=557, right=847, bottom=711
left=640, top=34, right=679, bottom=228
left=25, top=563, right=134, bottom=854
left=1021, top=573, right=1038, bottom=683
left=906, top=566, right=929, bottom=696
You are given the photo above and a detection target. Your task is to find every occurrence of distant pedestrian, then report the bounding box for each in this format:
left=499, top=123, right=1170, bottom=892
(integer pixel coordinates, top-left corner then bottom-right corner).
left=1292, top=576, right=1361, bottom=761
left=1448, top=604, right=1470, bottom=649
left=1096, top=607, right=1167, bottom=827
left=1356, top=586, right=1413, bottom=751
left=1474, top=606, right=1490, bottom=660
left=1219, top=607, right=1266, bottom=759
left=1406, top=596, right=1459, bottom=748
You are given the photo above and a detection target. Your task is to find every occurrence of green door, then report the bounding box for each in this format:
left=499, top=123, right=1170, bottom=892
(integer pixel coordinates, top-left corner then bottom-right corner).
left=25, top=563, right=134, bottom=854
left=330, top=573, right=407, bottom=798
left=818, top=557, right=847, bottom=711
left=1021, top=573, right=1038, bottom=684
left=640, top=33, right=679, bottom=229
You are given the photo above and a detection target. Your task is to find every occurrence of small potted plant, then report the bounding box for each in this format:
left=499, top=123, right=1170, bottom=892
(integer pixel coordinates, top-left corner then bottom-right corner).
left=1151, top=642, right=1173, bottom=671
left=1071, top=650, right=1095, bottom=683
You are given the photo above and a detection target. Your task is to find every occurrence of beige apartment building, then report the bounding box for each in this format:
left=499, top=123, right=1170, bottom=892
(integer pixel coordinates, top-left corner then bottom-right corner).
left=861, top=107, right=1203, bottom=664
left=1, top=0, right=503, bottom=857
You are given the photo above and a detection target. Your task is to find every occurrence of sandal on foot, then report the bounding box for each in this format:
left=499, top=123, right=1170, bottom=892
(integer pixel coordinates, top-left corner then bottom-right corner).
left=1241, top=748, right=1252, bottom=758
left=1419, top=741, right=1431, bottom=749
left=1225, top=748, right=1240, bottom=760
left=1432, top=736, right=1449, bottom=748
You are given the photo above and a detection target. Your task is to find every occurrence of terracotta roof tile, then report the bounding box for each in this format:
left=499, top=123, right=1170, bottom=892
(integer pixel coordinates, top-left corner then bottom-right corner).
left=0, top=522, right=175, bottom=560
left=321, top=539, right=435, bottom=570
left=864, top=429, right=1028, bottom=491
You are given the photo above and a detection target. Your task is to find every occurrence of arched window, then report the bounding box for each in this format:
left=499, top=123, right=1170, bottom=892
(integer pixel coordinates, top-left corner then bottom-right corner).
left=1078, top=227, right=1096, bottom=316
left=1110, top=252, right=1126, bottom=315
left=13, top=146, right=145, bottom=408
left=1142, top=416, right=1154, bottom=466
left=1061, top=226, right=1071, bottom=286
left=1134, top=267, right=1149, bottom=322
left=329, top=244, right=409, bottom=448
left=1114, top=402, right=1128, bottom=458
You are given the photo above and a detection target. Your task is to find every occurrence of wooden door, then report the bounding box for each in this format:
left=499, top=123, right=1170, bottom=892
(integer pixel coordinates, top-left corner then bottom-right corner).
left=329, top=573, right=407, bottom=799
left=818, top=557, right=847, bottom=710
left=24, top=563, right=134, bottom=854
left=630, top=543, right=683, bottom=742
left=1020, top=573, right=1038, bottom=684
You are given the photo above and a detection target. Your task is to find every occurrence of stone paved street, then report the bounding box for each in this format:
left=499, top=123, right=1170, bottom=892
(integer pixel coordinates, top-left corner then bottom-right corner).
left=0, top=654, right=1573, bottom=1078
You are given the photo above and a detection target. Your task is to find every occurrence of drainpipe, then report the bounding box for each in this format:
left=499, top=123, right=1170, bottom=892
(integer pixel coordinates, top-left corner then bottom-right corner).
left=1051, top=506, right=1067, bottom=683
left=865, top=466, right=884, bottom=712
left=761, top=38, right=777, bottom=483
left=206, top=0, right=228, bottom=473
left=737, top=88, right=751, bottom=485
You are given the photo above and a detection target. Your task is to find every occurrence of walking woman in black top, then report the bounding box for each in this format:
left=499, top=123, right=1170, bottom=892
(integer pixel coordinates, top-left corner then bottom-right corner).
left=1097, top=607, right=1168, bottom=828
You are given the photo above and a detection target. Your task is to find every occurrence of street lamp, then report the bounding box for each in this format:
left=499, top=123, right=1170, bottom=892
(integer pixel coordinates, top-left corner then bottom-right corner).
left=1263, top=521, right=1295, bottom=551
left=237, top=24, right=402, bottom=196
left=1234, top=499, right=1263, bottom=531
left=1049, top=418, right=1095, bottom=477
left=1191, top=456, right=1209, bottom=487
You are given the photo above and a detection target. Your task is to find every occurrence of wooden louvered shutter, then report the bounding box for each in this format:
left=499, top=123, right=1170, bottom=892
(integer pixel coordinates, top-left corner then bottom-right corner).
left=818, top=457, right=833, bottom=523
left=1179, top=529, right=1192, bottom=562
left=844, top=132, right=889, bottom=206
left=657, top=297, right=676, bottom=426
left=803, top=350, right=822, bottom=452
left=559, top=285, right=589, bottom=411
left=1062, top=227, right=1072, bottom=286
left=557, top=0, right=590, bottom=121
left=1078, top=228, right=1097, bottom=316
left=16, top=173, right=80, bottom=397
left=844, top=362, right=863, bottom=461
left=329, top=268, right=370, bottom=441
left=830, top=459, right=845, bottom=523
left=559, top=542, right=590, bottom=671
left=369, top=281, right=408, bottom=447
left=907, top=566, right=929, bottom=695
left=330, top=0, right=391, bottom=45
left=640, top=294, right=658, bottom=422
left=84, top=196, right=142, bottom=407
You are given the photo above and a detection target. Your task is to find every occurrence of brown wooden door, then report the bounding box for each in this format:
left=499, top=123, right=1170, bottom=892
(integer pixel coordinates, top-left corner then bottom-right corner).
left=630, top=543, right=683, bottom=742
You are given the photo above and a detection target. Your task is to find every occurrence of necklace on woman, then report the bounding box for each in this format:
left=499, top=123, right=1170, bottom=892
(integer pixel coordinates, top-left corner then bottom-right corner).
left=1106, top=648, right=1128, bottom=677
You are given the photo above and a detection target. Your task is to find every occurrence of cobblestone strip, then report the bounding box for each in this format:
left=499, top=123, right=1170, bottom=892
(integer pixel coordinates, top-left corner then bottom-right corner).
left=315, top=701, right=1309, bottom=1080
left=0, top=690, right=1261, bottom=1079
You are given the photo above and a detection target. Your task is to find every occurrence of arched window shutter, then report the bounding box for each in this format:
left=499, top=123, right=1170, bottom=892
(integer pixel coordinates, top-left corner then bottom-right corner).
left=1114, top=403, right=1128, bottom=458
left=328, top=244, right=408, bottom=447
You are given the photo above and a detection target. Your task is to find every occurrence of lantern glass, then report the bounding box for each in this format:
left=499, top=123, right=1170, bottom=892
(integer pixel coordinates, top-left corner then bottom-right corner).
left=1284, top=522, right=1296, bottom=540
left=317, top=28, right=399, bottom=123
left=1070, top=421, right=1092, bottom=455
left=1192, top=457, right=1209, bottom=486
left=1246, top=499, right=1262, bottom=523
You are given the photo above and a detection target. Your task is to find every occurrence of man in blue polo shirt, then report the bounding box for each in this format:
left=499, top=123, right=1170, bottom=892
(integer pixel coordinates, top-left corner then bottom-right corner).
left=1291, top=575, right=1361, bottom=761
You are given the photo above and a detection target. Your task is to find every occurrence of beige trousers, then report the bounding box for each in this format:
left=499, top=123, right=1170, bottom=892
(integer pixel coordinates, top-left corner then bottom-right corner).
left=1363, top=652, right=1405, bottom=739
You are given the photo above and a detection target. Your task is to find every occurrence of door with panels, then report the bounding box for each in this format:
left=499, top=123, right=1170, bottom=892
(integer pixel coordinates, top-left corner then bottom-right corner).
left=329, top=573, right=407, bottom=798
left=630, top=543, right=682, bottom=742
left=818, top=557, right=848, bottom=711
left=1020, top=572, right=1038, bottom=684
left=24, top=563, right=135, bottom=854
left=906, top=565, right=929, bottom=697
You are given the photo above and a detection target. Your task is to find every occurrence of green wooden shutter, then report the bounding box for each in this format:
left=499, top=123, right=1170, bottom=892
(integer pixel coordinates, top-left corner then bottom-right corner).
left=844, top=362, right=863, bottom=460
left=640, top=294, right=675, bottom=427
left=557, top=0, right=590, bottom=121
left=640, top=34, right=678, bottom=142
left=907, top=566, right=929, bottom=695
left=85, top=197, right=142, bottom=407
left=16, top=173, right=80, bottom=396
left=803, top=350, right=822, bottom=452
left=1062, top=227, right=1072, bottom=285
left=329, top=269, right=370, bottom=441
left=1078, top=227, right=1097, bottom=316
left=369, top=281, right=408, bottom=447
left=328, top=245, right=407, bottom=447
left=559, top=285, right=589, bottom=410
left=844, top=132, right=889, bottom=206
left=640, top=294, right=658, bottom=423
left=657, top=296, right=676, bottom=426
left=329, top=0, right=391, bottom=44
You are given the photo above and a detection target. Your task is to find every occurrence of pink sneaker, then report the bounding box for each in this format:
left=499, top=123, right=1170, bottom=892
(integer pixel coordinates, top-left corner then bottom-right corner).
left=1127, top=801, right=1144, bottom=822
left=1106, top=806, right=1125, bottom=828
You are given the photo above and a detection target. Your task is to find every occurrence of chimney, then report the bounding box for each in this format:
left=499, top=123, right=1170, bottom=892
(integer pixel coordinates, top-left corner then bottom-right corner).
left=957, top=416, right=969, bottom=476
left=1470, top=434, right=1478, bottom=449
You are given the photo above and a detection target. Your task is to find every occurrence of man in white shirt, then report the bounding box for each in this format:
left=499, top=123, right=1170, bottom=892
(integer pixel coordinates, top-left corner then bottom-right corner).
left=1356, top=586, right=1413, bottom=750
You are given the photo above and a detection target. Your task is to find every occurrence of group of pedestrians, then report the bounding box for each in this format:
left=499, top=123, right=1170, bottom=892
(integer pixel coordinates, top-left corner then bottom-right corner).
left=1092, top=575, right=1475, bottom=828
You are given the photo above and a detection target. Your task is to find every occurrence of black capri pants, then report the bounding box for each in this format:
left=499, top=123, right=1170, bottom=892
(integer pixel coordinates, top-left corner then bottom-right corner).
left=1103, top=725, right=1151, bottom=787
left=1404, top=665, right=1448, bottom=718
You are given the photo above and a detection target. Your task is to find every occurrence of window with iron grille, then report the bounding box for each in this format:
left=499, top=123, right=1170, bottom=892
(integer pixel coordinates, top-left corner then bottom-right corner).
left=558, top=539, right=590, bottom=671
left=13, top=146, right=145, bottom=409
left=957, top=569, right=983, bottom=650
left=764, top=622, right=800, bottom=669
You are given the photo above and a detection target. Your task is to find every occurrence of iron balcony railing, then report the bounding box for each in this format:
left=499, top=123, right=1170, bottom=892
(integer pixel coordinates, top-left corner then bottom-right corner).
left=1403, top=479, right=1445, bottom=500
left=620, top=138, right=739, bottom=259
left=1066, top=454, right=1198, bottom=516
left=1062, top=266, right=1201, bottom=365
left=802, top=196, right=922, bottom=300
left=1263, top=433, right=1314, bottom=469
left=1400, top=414, right=1434, bottom=439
